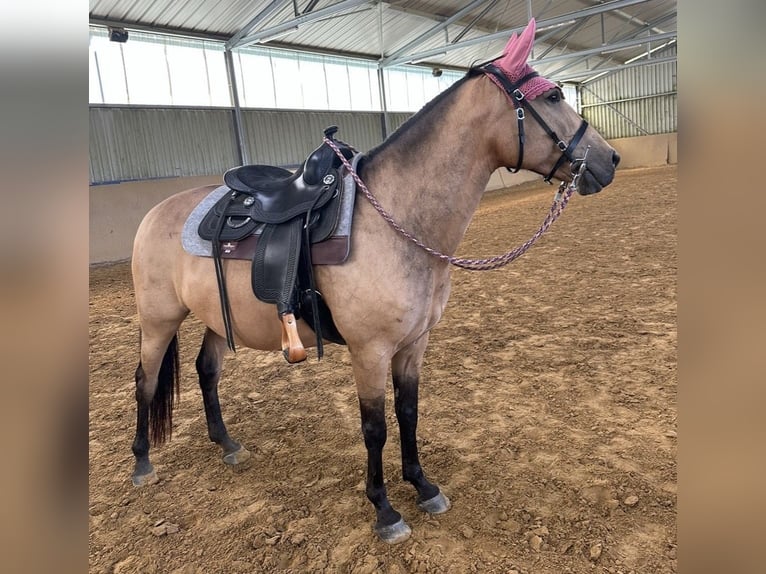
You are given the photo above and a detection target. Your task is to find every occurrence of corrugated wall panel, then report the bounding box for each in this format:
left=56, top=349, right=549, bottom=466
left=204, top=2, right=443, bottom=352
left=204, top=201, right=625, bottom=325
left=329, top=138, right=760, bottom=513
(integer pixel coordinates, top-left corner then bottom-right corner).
left=89, top=106, right=237, bottom=183
left=90, top=106, right=396, bottom=184
left=242, top=109, right=385, bottom=166
left=580, top=45, right=677, bottom=140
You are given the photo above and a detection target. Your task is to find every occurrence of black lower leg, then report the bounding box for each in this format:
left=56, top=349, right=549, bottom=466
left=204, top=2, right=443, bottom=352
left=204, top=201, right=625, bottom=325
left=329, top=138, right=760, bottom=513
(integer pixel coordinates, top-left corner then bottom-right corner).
left=131, top=364, right=153, bottom=478
left=196, top=340, right=240, bottom=455
left=393, top=375, right=440, bottom=502
left=360, top=397, right=401, bottom=528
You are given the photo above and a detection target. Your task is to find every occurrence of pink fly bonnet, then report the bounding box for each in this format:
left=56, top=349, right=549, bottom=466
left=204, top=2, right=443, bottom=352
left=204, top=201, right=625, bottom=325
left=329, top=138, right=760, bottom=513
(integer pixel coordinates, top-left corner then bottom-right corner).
left=488, top=18, right=557, bottom=100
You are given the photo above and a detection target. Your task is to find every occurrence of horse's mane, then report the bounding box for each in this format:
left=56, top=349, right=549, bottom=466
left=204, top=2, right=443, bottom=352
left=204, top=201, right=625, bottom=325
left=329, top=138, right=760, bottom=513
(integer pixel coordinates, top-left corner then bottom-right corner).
left=363, top=66, right=486, bottom=164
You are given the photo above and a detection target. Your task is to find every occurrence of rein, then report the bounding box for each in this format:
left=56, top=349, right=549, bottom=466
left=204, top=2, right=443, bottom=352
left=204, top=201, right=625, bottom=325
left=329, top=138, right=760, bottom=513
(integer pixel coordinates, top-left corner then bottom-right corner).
left=324, top=136, right=588, bottom=271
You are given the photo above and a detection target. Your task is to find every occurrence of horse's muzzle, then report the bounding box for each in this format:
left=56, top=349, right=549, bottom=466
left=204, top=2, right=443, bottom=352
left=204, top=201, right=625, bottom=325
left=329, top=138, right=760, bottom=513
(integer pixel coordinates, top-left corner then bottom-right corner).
left=577, top=150, right=620, bottom=195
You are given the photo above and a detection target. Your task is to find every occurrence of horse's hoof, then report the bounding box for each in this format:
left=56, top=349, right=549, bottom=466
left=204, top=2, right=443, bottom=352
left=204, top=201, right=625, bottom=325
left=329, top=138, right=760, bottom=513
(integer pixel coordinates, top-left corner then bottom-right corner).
left=223, top=445, right=251, bottom=465
left=131, top=468, right=159, bottom=487
left=418, top=491, right=451, bottom=514
left=375, top=518, right=412, bottom=544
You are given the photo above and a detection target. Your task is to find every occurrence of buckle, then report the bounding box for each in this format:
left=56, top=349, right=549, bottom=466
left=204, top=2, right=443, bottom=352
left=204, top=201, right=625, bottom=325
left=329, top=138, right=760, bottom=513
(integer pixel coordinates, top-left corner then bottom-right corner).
left=513, top=89, right=525, bottom=101
left=557, top=140, right=567, bottom=151
left=516, top=108, right=525, bottom=120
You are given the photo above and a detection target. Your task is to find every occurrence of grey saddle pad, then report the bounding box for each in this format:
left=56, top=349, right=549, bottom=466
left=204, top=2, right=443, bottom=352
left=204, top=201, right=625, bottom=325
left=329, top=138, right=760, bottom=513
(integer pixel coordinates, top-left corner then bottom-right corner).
left=181, top=153, right=361, bottom=263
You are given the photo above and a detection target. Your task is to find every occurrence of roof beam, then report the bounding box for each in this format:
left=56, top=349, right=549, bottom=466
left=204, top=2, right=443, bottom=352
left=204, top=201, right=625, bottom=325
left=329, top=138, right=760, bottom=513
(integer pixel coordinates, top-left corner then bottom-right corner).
left=231, top=0, right=371, bottom=48
left=529, top=30, right=675, bottom=66
left=225, top=0, right=284, bottom=50
left=578, top=0, right=667, bottom=36
left=551, top=55, right=676, bottom=83
left=451, top=0, right=501, bottom=44
left=535, top=16, right=591, bottom=59
left=545, top=11, right=676, bottom=79
left=302, top=0, right=321, bottom=14
left=380, top=0, right=491, bottom=66
left=382, top=0, right=652, bottom=67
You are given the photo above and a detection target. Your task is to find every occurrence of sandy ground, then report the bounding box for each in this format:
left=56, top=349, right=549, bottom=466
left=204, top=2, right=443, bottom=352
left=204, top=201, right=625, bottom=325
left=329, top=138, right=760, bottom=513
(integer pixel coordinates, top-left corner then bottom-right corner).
left=89, top=165, right=677, bottom=573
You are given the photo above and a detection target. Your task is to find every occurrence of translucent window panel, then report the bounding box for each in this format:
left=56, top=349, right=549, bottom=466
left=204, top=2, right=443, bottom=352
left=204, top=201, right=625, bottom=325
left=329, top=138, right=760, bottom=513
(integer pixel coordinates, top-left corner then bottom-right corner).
left=384, top=68, right=410, bottom=112
left=325, top=60, right=352, bottom=111
left=347, top=63, right=374, bottom=111
left=237, top=50, right=276, bottom=108
left=204, top=46, right=231, bottom=107
left=271, top=52, right=302, bottom=109
left=406, top=69, right=426, bottom=111
left=90, top=35, right=128, bottom=104
left=89, top=45, right=104, bottom=103
left=166, top=42, right=210, bottom=106
left=561, top=83, right=578, bottom=111
left=122, top=40, right=172, bottom=105
left=298, top=54, right=328, bottom=110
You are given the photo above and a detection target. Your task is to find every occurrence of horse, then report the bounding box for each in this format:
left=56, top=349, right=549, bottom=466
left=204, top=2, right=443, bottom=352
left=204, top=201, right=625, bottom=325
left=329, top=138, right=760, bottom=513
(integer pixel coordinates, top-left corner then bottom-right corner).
left=129, top=19, right=619, bottom=543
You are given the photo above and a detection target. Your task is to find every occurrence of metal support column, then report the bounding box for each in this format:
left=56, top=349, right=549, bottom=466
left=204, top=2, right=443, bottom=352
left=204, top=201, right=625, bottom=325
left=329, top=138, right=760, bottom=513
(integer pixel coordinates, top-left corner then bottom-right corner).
left=378, top=1, right=389, bottom=141
left=224, top=49, right=250, bottom=165
left=377, top=66, right=390, bottom=140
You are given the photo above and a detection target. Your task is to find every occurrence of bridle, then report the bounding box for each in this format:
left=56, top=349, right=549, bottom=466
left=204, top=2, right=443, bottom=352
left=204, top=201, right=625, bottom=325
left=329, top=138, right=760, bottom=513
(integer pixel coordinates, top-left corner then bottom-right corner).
left=482, top=63, right=589, bottom=183
left=322, top=64, right=595, bottom=270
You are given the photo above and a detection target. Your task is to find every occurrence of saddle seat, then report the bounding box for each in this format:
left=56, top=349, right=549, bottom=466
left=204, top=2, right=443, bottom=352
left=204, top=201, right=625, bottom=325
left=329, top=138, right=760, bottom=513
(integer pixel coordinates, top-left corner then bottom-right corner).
left=222, top=126, right=352, bottom=225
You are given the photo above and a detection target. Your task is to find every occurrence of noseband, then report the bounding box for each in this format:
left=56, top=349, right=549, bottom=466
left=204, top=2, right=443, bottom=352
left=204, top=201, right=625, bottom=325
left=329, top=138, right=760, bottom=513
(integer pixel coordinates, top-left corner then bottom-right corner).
left=482, top=63, right=589, bottom=183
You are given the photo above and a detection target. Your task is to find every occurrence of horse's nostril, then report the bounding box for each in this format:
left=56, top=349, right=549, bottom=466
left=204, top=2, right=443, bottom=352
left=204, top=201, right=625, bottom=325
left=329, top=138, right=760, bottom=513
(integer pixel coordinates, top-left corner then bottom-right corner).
left=612, top=151, right=621, bottom=167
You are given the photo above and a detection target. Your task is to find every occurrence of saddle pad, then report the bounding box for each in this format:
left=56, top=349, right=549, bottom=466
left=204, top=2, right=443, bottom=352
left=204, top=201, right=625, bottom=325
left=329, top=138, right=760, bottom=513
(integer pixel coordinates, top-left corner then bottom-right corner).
left=181, top=153, right=362, bottom=265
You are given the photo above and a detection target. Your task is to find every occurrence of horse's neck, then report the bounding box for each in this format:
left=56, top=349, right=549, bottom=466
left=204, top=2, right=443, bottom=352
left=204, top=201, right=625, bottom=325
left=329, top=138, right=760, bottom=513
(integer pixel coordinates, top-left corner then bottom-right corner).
left=362, top=77, right=502, bottom=255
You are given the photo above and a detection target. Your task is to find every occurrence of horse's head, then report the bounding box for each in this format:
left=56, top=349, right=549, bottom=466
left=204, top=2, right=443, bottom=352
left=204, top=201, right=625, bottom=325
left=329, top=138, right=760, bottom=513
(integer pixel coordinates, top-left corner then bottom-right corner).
left=484, top=19, right=619, bottom=195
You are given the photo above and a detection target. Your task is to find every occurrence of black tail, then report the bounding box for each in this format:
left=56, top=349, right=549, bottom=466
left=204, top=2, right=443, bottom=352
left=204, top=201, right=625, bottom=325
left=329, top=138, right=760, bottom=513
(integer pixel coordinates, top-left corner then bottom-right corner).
left=150, top=334, right=180, bottom=446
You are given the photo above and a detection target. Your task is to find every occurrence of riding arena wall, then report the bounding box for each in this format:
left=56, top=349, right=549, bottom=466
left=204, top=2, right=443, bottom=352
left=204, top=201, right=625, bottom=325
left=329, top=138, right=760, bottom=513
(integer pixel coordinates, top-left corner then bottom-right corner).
left=89, top=131, right=675, bottom=264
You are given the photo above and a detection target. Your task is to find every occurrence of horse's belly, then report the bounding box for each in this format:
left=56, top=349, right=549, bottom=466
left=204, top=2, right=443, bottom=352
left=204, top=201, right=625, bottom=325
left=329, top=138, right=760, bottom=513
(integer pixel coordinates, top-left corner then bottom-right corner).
left=179, top=255, right=318, bottom=352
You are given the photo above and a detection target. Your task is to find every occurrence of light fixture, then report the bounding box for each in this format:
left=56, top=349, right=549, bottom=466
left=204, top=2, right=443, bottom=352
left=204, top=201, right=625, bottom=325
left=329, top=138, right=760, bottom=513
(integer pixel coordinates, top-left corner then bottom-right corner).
left=432, top=68, right=443, bottom=77
left=108, top=26, right=129, bottom=43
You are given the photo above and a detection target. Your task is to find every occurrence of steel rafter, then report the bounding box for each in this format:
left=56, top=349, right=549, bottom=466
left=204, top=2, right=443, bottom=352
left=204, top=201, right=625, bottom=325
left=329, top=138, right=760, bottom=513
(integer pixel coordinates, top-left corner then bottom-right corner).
left=528, top=30, right=675, bottom=67
left=225, top=0, right=284, bottom=50
left=551, top=55, right=676, bottom=83
left=232, top=0, right=371, bottom=48
left=380, top=0, right=491, bottom=66
left=545, top=12, right=676, bottom=80
left=382, top=0, right=652, bottom=68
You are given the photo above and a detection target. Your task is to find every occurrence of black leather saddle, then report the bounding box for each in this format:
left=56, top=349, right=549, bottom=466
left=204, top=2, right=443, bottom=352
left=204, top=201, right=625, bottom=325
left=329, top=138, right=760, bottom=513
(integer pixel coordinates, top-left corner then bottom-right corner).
left=197, top=126, right=355, bottom=363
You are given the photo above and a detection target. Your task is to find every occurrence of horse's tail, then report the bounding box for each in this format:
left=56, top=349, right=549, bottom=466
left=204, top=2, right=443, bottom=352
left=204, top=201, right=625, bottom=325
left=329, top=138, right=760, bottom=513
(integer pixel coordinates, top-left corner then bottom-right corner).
left=150, top=334, right=181, bottom=446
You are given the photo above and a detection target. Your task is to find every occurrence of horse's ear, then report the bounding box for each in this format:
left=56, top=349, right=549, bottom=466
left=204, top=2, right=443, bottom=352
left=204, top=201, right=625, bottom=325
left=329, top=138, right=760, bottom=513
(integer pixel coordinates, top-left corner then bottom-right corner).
left=502, top=31, right=519, bottom=54
left=499, top=18, right=537, bottom=73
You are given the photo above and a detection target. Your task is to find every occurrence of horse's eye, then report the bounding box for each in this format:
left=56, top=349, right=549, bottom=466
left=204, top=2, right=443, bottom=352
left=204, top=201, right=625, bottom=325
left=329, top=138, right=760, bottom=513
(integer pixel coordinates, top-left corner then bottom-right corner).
left=547, top=92, right=560, bottom=103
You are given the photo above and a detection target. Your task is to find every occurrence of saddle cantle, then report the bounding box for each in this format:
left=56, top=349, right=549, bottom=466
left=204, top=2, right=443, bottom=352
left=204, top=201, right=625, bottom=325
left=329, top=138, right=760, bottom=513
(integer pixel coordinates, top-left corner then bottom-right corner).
left=196, top=126, right=356, bottom=364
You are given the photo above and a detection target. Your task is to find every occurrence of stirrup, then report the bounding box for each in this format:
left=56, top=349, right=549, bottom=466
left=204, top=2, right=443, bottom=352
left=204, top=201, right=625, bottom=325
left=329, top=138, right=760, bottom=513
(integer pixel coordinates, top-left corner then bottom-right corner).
left=280, top=313, right=307, bottom=363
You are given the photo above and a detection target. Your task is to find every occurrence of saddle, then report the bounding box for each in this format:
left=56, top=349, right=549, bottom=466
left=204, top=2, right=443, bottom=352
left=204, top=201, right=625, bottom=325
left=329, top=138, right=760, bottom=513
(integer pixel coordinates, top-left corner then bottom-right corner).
left=198, top=126, right=355, bottom=363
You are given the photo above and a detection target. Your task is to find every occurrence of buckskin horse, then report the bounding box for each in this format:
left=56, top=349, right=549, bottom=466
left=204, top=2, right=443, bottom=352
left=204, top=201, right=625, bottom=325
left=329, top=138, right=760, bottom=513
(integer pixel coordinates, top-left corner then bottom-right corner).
left=129, top=19, right=619, bottom=543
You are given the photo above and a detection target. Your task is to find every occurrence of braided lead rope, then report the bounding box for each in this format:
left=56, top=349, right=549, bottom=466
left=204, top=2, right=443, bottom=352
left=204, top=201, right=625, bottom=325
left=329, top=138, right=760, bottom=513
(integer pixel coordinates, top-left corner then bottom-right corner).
left=324, top=136, right=576, bottom=271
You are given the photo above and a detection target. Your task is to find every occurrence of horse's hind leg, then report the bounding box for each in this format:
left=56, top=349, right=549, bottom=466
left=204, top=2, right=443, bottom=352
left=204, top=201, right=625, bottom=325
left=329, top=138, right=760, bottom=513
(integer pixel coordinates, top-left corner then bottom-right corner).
left=195, top=328, right=250, bottom=465
left=132, top=322, right=183, bottom=486
left=392, top=334, right=451, bottom=515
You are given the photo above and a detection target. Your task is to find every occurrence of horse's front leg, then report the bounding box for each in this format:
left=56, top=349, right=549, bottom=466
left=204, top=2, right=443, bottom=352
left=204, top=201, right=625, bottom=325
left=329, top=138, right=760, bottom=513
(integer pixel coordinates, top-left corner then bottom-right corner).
left=353, top=356, right=412, bottom=544
left=195, top=328, right=250, bottom=465
left=392, top=334, right=451, bottom=514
